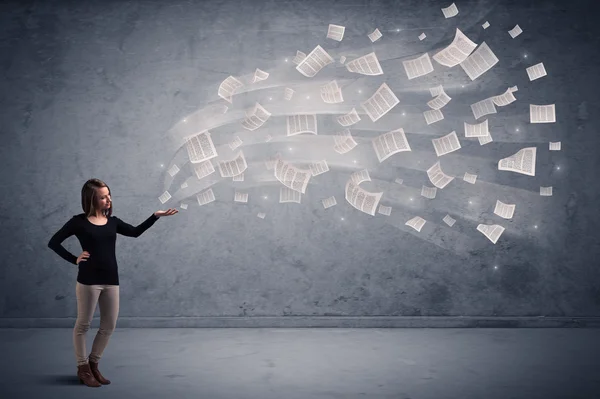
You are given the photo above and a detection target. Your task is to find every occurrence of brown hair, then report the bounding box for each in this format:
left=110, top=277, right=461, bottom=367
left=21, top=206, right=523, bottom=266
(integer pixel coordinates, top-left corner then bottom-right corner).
left=81, top=178, right=113, bottom=218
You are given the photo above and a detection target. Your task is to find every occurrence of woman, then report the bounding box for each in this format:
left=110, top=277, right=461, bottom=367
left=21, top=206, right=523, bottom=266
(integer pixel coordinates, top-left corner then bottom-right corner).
left=47, top=178, right=178, bottom=388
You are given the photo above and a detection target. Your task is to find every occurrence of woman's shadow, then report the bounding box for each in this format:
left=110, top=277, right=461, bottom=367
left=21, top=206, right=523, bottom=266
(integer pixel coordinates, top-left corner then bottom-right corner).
left=38, top=375, right=81, bottom=386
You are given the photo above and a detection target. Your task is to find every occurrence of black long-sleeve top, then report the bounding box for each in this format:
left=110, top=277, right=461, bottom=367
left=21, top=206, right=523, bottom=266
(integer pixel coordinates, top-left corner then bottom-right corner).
left=47, top=213, right=160, bottom=285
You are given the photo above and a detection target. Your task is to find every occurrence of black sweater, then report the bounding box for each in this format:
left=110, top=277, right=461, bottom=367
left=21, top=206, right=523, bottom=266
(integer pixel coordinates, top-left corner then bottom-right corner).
left=47, top=213, right=160, bottom=285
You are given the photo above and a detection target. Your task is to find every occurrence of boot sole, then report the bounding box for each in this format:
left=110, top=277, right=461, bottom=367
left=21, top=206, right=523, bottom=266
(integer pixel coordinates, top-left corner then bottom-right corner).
left=79, top=378, right=101, bottom=387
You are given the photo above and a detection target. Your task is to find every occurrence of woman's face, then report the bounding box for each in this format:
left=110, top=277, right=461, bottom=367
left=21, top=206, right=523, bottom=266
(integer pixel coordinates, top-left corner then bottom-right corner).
left=96, top=186, right=111, bottom=210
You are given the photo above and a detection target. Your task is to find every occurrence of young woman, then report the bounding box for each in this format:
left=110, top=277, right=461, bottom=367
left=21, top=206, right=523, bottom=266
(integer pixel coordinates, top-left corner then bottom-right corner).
left=47, top=178, right=178, bottom=388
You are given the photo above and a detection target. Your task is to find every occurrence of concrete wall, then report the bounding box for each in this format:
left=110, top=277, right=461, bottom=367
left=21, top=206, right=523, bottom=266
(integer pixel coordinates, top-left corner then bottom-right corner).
left=1, top=0, right=599, bottom=324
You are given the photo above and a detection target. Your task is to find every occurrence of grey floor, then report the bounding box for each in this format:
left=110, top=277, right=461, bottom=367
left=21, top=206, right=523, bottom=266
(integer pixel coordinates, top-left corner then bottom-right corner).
left=1, top=328, right=599, bottom=399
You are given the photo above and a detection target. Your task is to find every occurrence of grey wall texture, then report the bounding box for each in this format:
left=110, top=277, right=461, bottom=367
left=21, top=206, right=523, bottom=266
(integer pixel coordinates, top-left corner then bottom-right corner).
left=1, top=0, right=599, bottom=322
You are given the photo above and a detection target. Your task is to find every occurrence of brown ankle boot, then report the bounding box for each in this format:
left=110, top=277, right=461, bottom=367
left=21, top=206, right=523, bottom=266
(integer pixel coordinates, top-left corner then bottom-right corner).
left=89, top=360, right=111, bottom=385
left=77, top=363, right=101, bottom=387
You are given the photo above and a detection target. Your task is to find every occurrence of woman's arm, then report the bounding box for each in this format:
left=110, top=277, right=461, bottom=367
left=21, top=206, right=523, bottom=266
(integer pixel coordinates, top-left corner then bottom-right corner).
left=47, top=217, right=79, bottom=265
left=115, top=213, right=160, bottom=238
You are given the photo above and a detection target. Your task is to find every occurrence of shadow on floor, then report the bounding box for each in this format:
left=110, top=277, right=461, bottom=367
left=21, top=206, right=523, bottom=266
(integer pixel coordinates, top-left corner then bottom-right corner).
left=38, top=375, right=80, bottom=386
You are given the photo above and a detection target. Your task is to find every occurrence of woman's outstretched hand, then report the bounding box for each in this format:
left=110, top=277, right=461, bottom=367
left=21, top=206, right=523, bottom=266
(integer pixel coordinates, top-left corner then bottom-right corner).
left=154, top=208, right=178, bottom=218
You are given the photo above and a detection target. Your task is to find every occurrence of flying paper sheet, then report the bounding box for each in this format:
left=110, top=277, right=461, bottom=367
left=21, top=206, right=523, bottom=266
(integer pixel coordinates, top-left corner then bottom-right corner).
left=284, top=87, right=295, bottom=101
left=433, top=29, right=477, bottom=67
left=185, top=130, right=218, bottom=163
left=218, top=151, right=248, bottom=178
left=218, top=76, right=244, bottom=103
left=345, top=180, right=383, bottom=216
left=492, top=88, right=517, bottom=107
left=361, top=83, right=400, bottom=122
left=296, top=45, right=334, bottom=78
left=441, top=3, right=459, bottom=18
left=232, top=172, right=244, bottom=182
left=368, top=28, right=383, bottom=42
left=193, top=160, right=215, bottom=180
left=427, top=161, right=454, bottom=189
left=526, top=62, right=547, bottom=81
left=234, top=191, right=249, bottom=203
left=350, top=169, right=371, bottom=185
left=333, top=129, right=358, bottom=154
left=158, top=191, right=171, bottom=204
left=443, top=214, right=456, bottom=227
left=280, top=186, right=302, bottom=203
left=322, top=196, right=337, bottom=209
left=460, top=42, right=499, bottom=81
left=493, top=200, right=516, bottom=219
left=478, top=133, right=493, bottom=145
left=292, top=51, right=307, bottom=65
left=274, top=158, right=312, bottom=194
left=406, top=216, right=426, bottom=232
left=508, top=24, right=523, bottom=38
left=421, top=185, right=437, bottom=199
left=345, top=52, right=384, bottom=76
left=372, top=128, right=412, bottom=163
left=463, top=172, right=477, bottom=184
left=429, top=85, right=444, bottom=97
left=432, top=131, right=461, bottom=156
left=167, top=164, right=180, bottom=177
left=424, top=109, right=444, bottom=125
left=471, top=98, right=497, bottom=120
left=250, top=68, right=269, bottom=83
left=403, top=53, right=434, bottom=80
left=337, top=108, right=361, bottom=126
left=498, top=147, right=536, bottom=176
left=477, top=224, right=505, bottom=244
left=309, top=160, right=330, bottom=176
left=464, top=119, right=489, bottom=137
left=320, top=80, right=344, bottom=104
left=228, top=136, right=243, bottom=151
left=378, top=205, right=392, bottom=216
left=530, top=104, right=556, bottom=123
left=427, top=89, right=452, bottom=110
left=287, top=114, right=318, bottom=136
left=327, top=24, right=345, bottom=41
left=197, top=188, right=216, bottom=206
left=241, top=103, right=271, bottom=131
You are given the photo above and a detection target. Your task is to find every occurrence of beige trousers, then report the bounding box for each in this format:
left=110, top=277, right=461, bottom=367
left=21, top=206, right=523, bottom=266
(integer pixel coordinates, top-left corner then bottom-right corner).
left=73, top=282, right=120, bottom=366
